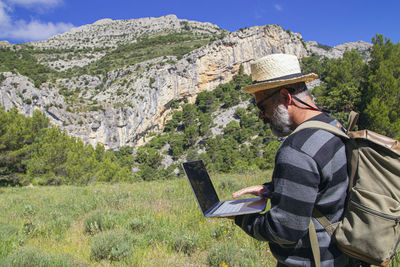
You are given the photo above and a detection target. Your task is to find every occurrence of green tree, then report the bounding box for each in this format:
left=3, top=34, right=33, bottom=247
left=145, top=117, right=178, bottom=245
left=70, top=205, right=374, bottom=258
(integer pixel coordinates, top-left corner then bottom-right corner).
left=168, top=133, right=185, bottom=159
left=312, top=50, right=368, bottom=122
left=301, top=54, right=326, bottom=76
left=184, top=124, right=199, bottom=147
left=195, top=91, right=217, bottom=113
left=0, top=108, right=49, bottom=180
left=198, top=113, right=212, bottom=137
left=26, top=127, right=71, bottom=184
left=182, top=104, right=198, bottom=128
left=135, top=147, right=163, bottom=169
left=164, top=110, right=182, bottom=132
left=362, top=35, right=400, bottom=139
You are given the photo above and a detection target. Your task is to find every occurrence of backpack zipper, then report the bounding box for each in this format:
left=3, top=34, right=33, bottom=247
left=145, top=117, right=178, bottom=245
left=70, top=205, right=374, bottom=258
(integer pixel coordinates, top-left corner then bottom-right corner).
left=350, top=199, right=400, bottom=223
left=350, top=199, right=400, bottom=262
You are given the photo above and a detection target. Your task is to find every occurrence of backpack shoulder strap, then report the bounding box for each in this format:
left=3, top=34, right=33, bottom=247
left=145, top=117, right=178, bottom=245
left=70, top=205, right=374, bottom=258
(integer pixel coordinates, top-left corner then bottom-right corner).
left=347, top=111, right=359, bottom=132
left=295, top=120, right=352, bottom=267
left=293, top=120, right=349, bottom=140
left=309, top=220, right=321, bottom=267
left=309, top=209, right=339, bottom=267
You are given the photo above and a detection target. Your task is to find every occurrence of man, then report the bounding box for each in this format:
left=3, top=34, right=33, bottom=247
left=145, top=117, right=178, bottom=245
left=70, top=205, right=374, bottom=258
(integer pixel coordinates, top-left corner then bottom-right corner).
left=230, top=54, right=356, bottom=266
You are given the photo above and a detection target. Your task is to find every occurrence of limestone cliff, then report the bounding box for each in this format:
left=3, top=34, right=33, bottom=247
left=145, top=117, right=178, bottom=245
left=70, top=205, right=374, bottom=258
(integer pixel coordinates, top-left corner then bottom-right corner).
left=0, top=15, right=371, bottom=150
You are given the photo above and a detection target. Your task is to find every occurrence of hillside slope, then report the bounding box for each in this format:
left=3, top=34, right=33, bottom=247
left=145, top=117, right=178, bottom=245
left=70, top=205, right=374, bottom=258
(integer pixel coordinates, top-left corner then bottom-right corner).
left=0, top=15, right=371, bottom=150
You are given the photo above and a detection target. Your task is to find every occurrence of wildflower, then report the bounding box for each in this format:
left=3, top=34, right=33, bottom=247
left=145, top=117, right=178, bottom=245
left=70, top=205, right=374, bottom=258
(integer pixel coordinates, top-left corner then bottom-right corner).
left=220, top=260, right=228, bottom=267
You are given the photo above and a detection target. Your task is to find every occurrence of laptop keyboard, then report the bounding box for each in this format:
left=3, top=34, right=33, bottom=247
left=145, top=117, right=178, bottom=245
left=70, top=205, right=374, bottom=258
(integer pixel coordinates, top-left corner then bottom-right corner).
left=214, top=202, right=243, bottom=215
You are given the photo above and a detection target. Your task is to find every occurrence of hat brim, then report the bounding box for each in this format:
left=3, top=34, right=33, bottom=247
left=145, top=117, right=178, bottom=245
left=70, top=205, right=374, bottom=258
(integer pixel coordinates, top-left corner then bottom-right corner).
left=242, top=73, right=318, bottom=94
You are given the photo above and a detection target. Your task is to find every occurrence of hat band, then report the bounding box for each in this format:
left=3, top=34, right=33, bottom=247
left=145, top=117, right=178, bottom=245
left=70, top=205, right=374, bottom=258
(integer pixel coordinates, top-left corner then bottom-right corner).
left=253, top=73, right=303, bottom=84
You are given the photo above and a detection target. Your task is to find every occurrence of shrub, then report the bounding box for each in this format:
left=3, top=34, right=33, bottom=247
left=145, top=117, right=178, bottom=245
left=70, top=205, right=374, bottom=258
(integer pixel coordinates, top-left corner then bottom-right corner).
left=206, top=242, right=258, bottom=267
left=90, top=229, right=134, bottom=262
left=127, top=217, right=152, bottom=233
left=217, top=176, right=243, bottom=192
left=169, top=232, right=200, bottom=255
left=84, top=211, right=104, bottom=235
left=0, top=223, right=20, bottom=260
left=1, top=246, right=86, bottom=267
left=83, top=210, right=121, bottom=235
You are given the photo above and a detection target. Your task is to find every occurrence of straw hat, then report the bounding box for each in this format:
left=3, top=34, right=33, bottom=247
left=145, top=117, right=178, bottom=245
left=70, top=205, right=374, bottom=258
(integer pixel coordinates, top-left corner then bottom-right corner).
left=242, top=54, right=318, bottom=94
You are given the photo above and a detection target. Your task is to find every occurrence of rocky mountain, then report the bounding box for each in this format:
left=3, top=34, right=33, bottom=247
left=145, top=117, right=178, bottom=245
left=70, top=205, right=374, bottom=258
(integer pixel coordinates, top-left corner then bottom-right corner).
left=0, top=15, right=372, bottom=150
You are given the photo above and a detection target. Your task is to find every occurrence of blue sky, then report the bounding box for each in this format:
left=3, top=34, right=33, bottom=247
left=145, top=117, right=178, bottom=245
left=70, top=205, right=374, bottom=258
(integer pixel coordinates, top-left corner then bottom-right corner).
left=0, top=0, right=399, bottom=46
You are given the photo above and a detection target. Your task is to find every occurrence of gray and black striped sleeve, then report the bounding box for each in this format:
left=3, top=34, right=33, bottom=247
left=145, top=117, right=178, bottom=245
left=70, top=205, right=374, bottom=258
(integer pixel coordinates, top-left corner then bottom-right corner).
left=235, top=140, right=320, bottom=244
left=235, top=115, right=349, bottom=266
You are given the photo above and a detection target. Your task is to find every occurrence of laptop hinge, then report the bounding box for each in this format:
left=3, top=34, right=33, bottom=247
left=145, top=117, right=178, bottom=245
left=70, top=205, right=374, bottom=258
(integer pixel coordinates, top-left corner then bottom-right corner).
left=206, top=202, right=223, bottom=216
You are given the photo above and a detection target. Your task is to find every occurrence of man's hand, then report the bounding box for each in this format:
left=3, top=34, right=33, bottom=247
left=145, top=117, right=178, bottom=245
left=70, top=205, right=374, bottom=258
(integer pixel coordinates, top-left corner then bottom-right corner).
left=221, top=185, right=270, bottom=220
left=232, top=185, right=271, bottom=199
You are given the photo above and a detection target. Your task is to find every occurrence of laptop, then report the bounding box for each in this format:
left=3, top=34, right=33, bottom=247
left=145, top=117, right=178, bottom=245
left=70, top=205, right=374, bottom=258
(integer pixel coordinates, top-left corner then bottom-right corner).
left=182, top=160, right=266, bottom=218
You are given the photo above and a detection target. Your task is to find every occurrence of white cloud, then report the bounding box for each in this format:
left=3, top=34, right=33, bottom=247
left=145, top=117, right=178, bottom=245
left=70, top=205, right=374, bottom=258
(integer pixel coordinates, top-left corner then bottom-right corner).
left=274, top=4, right=283, bottom=11
left=7, top=0, right=62, bottom=7
left=0, top=0, right=73, bottom=42
left=6, top=20, right=74, bottom=41
left=0, top=1, right=11, bottom=25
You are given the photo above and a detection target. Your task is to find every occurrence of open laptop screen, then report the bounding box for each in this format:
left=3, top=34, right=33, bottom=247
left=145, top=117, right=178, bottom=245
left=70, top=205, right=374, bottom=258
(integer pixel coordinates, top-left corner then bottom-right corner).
left=182, top=161, right=220, bottom=214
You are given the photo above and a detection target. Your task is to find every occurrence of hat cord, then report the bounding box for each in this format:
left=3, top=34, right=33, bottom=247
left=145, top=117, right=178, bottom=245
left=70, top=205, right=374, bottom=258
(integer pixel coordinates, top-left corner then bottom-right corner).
left=291, top=95, right=331, bottom=113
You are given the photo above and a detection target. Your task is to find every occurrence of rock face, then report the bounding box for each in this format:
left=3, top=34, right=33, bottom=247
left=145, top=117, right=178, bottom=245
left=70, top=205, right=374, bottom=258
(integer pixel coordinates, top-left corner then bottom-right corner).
left=0, top=15, right=372, bottom=150
left=31, top=15, right=223, bottom=50
left=306, top=40, right=372, bottom=58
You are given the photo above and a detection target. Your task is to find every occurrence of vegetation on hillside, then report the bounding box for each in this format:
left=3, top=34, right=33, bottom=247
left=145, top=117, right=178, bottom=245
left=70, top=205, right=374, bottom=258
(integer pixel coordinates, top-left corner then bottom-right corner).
left=139, top=69, right=280, bottom=177
left=1, top=34, right=399, bottom=186
left=0, top=47, right=55, bottom=87
left=0, top=30, right=222, bottom=84
left=70, top=31, right=220, bottom=76
left=0, top=68, right=280, bottom=185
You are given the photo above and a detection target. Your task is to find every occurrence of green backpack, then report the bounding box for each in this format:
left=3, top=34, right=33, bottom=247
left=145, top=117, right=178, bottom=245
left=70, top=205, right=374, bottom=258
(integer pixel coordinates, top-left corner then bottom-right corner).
left=294, top=111, right=400, bottom=267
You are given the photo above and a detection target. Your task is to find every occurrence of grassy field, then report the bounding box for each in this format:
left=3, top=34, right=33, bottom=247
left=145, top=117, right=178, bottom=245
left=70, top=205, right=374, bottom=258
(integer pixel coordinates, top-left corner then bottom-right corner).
left=0, top=170, right=276, bottom=266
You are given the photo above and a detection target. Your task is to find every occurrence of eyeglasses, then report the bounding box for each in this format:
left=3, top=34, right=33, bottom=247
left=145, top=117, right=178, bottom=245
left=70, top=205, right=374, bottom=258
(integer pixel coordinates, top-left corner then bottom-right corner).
left=256, top=87, right=331, bottom=115
left=256, top=89, right=280, bottom=115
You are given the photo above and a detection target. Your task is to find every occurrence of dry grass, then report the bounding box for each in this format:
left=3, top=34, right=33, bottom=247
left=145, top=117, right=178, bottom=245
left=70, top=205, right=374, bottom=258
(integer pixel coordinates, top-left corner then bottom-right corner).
left=0, top=170, right=276, bottom=266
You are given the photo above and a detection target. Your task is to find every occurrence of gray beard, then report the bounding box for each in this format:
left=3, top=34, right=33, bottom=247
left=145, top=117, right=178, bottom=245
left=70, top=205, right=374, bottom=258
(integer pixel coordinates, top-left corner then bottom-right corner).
left=269, top=104, right=293, bottom=137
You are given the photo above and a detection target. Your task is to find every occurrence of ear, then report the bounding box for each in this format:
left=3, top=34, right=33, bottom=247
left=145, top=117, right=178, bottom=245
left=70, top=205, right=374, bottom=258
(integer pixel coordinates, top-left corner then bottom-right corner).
left=279, top=88, right=293, bottom=107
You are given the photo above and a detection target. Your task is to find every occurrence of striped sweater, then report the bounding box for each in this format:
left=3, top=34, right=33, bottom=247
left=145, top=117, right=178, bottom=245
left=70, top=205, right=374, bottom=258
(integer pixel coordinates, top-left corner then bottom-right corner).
left=235, top=113, right=350, bottom=267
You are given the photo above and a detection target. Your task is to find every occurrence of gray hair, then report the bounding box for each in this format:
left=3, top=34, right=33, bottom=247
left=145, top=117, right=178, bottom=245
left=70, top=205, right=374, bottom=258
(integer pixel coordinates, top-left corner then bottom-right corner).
left=267, top=82, right=310, bottom=103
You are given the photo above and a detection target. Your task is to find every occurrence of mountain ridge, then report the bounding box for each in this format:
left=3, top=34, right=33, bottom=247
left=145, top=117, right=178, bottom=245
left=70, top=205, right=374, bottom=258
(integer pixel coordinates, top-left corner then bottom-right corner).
left=0, top=15, right=372, bottom=150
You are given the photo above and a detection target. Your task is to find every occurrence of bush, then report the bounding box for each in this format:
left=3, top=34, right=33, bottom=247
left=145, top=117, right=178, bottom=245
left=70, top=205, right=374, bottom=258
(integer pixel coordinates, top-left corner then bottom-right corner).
left=127, top=217, right=152, bottom=233
left=1, top=246, right=86, bottom=267
left=206, top=242, right=259, bottom=267
left=0, top=223, right=20, bottom=260
left=168, top=232, right=200, bottom=255
left=83, top=210, right=120, bottom=235
left=90, top=229, right=134, bottom=262
left=217, top=176, right=243, bottom=192
left=84, top=211, right=104, bottom=235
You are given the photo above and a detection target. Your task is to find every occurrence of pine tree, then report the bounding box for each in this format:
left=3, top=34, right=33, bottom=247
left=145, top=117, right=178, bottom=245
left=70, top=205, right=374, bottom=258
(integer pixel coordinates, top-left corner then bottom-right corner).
left=363, top=35, right=400, bottom=139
